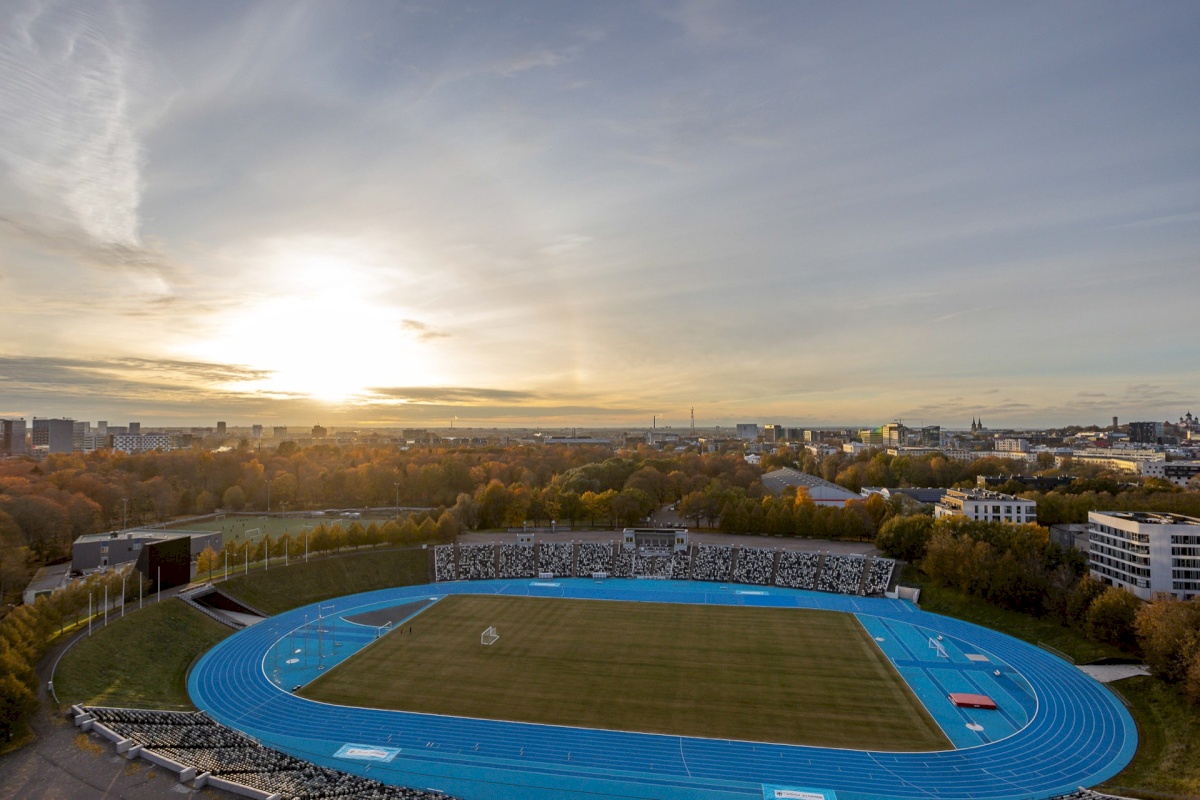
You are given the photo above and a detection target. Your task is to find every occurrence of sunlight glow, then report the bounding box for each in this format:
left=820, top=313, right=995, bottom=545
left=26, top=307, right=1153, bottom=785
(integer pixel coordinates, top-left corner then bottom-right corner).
left=188, top=240, right=438, bottom=403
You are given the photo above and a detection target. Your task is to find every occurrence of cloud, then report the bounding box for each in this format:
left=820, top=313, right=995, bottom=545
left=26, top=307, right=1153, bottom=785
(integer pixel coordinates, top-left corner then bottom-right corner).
left=364, top=386, right=537, bottom=405
left=0, top=354, right=270, bottom=402
left=400, top=319, right=449, bottom=341
left=0, top=1, right=147, bottom=248
left=493, top=49, right=572, bottom=77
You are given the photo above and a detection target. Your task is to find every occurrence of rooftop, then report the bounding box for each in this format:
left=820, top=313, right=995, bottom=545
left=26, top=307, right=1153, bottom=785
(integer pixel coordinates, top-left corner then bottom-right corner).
left=761, top=468, right=859, bottom=499
left=1091, top=511, right=1200, bottom=526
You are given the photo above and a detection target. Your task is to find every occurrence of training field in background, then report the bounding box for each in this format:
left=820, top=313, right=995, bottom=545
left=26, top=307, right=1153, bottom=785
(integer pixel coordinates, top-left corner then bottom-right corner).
left=301, top=594, right=949, bottom=750
left=168, top=514, right=390, bottom=545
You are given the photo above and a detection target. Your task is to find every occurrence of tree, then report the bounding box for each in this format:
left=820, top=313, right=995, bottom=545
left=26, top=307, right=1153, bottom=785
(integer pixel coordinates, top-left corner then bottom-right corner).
left=1085, top=587, right=1141, bottom=650
left=222, top=485, right=246, bottom=511
left=196, top=546, right=219, bottom=580
left=1135, top=595, right=1200, bottom=684
left=876, top=515, right=933, bottom=563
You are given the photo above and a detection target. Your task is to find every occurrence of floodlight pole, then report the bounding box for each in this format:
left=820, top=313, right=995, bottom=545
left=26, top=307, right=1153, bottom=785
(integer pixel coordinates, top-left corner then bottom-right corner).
left=121, top=573, right=126, bottom=618
left=104, top=586, right=108, bottom=627
left=157, top=567, right=161, bottom=603
left=305, top=529, right=309, bottom=563
left=121, top=497, right=128, bottom=531
left=138, top=574, right=142, bottom=609
left=245, top=547, right=248, bottom=576
left=88, top=592, right=92, bottom=637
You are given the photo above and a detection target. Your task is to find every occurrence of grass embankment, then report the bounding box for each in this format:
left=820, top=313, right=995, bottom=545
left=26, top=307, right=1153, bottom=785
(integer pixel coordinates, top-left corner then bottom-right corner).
left=55, top=601, right=233, bottom=709
left=218, top=546, right=430, bottom=615
left=908, top=573, right=1200, bottom=799
left=303, top=595, right=950, bottom=751
left=1101, top=677, right=1200, bottom=798
left=914, top=581, right=1126, bottom=664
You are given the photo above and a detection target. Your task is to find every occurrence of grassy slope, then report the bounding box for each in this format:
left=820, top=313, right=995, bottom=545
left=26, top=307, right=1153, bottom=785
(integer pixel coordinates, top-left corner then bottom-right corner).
left=302, top=595, right=950, bottom=751
left=911, top=580, right=1126, bottom=664
left=1100, top=677, right=1200, bottom=799
left=54, top=601, right=233, bottom=710
left=219, top=547, right=430, bottom=615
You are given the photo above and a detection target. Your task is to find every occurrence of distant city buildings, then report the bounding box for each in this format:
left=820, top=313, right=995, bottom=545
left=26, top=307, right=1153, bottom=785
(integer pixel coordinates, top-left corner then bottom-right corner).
left=1088, top=511, right=1200, bottom=601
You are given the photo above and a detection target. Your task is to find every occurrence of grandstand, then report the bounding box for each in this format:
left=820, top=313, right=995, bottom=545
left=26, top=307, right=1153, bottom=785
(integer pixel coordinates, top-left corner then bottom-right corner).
left=76, top=706, right=452, bottom=800
left=433, top=541, right=900, bottom=597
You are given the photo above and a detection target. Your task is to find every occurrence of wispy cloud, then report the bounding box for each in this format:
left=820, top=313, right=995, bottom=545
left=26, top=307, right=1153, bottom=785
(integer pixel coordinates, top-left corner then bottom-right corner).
left=493, top=49, right=572, bottom=77
left=364, top=386, right=537, bottom=405
left=400, top=319, right=450, bottom=341
left=0, top=1, right=146, bottom=248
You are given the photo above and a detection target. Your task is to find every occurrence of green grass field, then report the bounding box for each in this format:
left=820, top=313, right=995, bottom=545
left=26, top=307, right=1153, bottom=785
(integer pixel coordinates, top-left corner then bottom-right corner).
left=302, top=595, right=950, bottom=750
left=54, top=600, right=234, bottom=710
left=168, top=514, right=393, bottom=546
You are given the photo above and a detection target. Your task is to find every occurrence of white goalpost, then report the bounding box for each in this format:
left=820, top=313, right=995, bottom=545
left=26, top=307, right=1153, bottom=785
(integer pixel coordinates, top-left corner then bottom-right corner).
left=481, top=625, right=499, bottom=646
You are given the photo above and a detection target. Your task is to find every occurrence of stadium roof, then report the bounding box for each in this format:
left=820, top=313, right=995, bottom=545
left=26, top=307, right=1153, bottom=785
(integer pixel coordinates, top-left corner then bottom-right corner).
left=761, top=468, right=860, bottom=505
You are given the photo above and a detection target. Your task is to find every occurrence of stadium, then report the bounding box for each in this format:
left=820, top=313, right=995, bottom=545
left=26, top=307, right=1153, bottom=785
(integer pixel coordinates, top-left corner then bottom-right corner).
left=110, top=535, right=1141, bottom=800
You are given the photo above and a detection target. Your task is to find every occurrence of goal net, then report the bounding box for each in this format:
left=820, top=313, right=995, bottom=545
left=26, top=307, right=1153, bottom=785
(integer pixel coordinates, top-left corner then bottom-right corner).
left=481, top=625, right=499, bottom=646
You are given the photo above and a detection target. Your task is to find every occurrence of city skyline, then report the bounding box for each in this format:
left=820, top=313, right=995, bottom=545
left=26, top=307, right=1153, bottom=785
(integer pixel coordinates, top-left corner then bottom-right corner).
left=1, top=2, right=1198, bottom=428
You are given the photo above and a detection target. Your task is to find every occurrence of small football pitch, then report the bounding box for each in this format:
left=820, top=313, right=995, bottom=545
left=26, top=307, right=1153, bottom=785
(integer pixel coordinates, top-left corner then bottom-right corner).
left=301, top=595, right=950, bottom=751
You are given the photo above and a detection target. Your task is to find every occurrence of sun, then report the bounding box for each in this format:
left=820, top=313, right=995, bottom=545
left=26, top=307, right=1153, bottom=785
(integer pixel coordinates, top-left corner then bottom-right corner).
left=187, top=239, right=438, bottom=403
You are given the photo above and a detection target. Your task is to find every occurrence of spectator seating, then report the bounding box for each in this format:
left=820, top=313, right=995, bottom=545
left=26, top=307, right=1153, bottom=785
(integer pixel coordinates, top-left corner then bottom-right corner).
left=692, top=545, right=733, bottom=581
left=433, top=545, right=456, bottom=582
left=732, top=547, right=774, bottom=585
left=671, top=549, right=692, bottom=579
left=577, top=542, right=612, bottom=575
left=863, top=557, right=896, bottom=595
left=817, top=554, right=866, bottom=595
left=537, top=542, right=574, bottom=577
left=611, top=549, right=633, bottom=578
left=457, top=544, right=496, bottom=581
left=774, top=550, right=819, bottom=590
left=498, top=544, right=535, bottom=578
left=632, top=553, right=672, bottom=578
left=84, top=707, right=452, bottom=800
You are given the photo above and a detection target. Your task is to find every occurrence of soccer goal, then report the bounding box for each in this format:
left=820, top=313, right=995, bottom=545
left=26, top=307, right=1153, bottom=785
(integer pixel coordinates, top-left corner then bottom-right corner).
left=481, top=625, right=499, bottom=646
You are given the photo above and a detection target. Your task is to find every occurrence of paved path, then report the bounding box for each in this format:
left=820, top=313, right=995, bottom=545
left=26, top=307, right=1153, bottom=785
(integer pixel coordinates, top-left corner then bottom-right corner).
left=0, top=602, right=239, bottom=800
left=1078, top=664, right=1151, bottom=683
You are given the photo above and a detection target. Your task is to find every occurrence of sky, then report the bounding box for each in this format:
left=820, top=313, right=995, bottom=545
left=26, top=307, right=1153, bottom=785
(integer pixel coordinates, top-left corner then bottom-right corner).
left=0, top=1, right=1197, bottom=430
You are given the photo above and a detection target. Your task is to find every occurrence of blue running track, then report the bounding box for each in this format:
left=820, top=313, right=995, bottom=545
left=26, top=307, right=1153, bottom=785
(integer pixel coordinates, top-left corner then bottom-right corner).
left=189, top=579, right=1137, bottom=800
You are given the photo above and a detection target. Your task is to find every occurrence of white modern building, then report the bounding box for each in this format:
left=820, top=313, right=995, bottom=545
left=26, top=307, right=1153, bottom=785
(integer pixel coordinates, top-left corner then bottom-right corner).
left=1140, top=460, right=1200, bottom=487
left=1088, top=511, right=1200, bottom=601
left=934, top=489, right=1037, bottom=524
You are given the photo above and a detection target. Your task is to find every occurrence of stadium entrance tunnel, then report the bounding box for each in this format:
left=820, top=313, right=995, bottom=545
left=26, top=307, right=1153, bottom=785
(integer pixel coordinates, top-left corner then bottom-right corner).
left=189, top=578, right=1138, bottom=800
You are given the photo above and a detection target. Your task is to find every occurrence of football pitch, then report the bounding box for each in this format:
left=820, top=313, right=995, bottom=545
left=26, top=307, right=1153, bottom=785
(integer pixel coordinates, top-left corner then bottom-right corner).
left=301, top=595, right=950, bottom=751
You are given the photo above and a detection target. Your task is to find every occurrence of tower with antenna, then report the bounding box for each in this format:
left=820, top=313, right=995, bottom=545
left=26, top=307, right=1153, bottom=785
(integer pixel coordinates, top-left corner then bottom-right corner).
left=691, top=407, right=695, bottom=432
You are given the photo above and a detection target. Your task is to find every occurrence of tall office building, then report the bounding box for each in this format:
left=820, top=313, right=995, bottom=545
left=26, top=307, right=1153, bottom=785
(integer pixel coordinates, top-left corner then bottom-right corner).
left=251, top=424, right=263, bottom=439
left=1, top=418, right=27, bottom=456
left=32, top=418, right=75, bottom=454
left=217, top=421, right=227, bottom=435
left=129, top=422, right=141, bottom=436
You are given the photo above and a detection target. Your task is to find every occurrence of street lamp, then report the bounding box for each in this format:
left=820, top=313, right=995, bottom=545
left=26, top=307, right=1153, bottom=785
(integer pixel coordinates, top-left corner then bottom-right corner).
left=394, top=482, right=401, bottom=515
left=121, top=497, right=128, bottom=531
